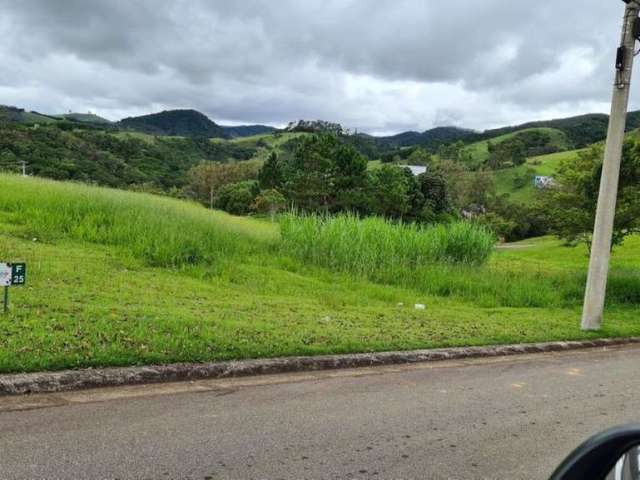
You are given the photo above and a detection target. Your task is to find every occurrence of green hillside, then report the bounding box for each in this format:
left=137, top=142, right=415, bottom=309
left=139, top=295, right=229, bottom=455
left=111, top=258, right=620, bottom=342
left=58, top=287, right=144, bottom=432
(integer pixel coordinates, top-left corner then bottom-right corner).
left=463, top=127, right=569, bottom=166
left=2, top=174, right=640, bottom=373
left=222, top=124, right=276, bottom=138
left=0, top=122, right=258, bottom=188
left=118, top=109, right=227, bottom=138
left=492, top=128, right=640, bottom=203
left=494, top=149, right=583, bottom=202
left=56, top=112, right=112, bottom=124
left=0, top=105, right=58, bottom=124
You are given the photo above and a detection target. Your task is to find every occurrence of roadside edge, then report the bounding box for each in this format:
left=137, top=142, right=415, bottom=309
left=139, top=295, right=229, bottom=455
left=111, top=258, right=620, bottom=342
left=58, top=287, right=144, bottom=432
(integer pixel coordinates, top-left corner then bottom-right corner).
left=2, top=337, right=639, bottom=395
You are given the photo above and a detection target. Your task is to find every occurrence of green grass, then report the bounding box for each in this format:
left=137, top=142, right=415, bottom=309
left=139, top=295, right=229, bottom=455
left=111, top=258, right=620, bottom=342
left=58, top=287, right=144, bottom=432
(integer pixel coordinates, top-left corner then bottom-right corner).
left=55, top=113, right=112, bottom=124
left=0, top=175, right=276, bottom=268
left=463, top=127, right=569, bottom=166
left=494, top=149, right=584, bottom=202
left=212, top=131, right=307, bottom=162
left=281, top=213, right=495, bottom=277
left=111, top=131, right=162, bottom=143
left=2, top=174, right=640, bottom=373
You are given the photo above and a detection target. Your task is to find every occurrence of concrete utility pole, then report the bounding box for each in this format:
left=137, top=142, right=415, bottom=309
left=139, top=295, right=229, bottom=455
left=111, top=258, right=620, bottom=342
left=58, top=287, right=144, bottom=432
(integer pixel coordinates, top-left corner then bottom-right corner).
left=20, top=160, right=27, bottom=177
left=582, top=0, right=640, bottom=331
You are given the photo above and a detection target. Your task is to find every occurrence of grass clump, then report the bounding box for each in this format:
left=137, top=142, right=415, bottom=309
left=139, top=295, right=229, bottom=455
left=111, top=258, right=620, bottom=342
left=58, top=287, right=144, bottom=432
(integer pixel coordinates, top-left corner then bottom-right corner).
left=280, top=212, right=495, bottom=278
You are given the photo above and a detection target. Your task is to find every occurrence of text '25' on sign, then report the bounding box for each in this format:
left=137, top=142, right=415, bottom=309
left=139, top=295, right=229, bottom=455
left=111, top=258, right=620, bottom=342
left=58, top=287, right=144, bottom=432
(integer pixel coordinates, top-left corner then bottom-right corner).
left=0, top=263, right=26, bottom=287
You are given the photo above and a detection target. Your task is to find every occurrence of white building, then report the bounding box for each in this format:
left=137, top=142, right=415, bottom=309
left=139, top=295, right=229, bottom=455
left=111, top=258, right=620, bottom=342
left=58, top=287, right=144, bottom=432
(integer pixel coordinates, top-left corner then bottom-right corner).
left=406, top=165, right=427, bottom=176
left=534, top=175, right=556, bottom=189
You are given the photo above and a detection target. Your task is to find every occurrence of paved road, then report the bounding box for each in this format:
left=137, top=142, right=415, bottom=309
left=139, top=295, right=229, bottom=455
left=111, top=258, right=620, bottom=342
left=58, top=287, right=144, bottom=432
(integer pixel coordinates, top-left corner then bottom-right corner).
left=2, top=346, right=640, bottom=480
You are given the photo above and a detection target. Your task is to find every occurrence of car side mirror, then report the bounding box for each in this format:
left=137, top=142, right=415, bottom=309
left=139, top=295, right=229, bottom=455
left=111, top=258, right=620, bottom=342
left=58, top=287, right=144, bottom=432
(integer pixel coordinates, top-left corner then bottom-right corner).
left=550, top=425, right=640, bottom=480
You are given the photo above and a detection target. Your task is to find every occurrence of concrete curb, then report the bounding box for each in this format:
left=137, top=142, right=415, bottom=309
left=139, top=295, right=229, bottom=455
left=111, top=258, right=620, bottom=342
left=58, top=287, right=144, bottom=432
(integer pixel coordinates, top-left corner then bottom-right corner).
left=2, top=337, right=640, bottom=396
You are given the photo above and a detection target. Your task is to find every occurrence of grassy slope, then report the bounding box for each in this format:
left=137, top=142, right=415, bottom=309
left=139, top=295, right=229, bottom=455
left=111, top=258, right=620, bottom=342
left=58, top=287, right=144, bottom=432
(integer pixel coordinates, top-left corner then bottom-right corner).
left=2, top=174, right=640, bottom=373
left=222, top=132, right=307, bottom=162
left=56, top=113, right=112, bottom=124
left=494, top=149, right=584, bottom=202
left=493, top=129, right=639, bottom=202
left=112, top=131, right=307, bottom=162
left=111, top=131, right=181, bottom=143
left=0, top=108, right=58, bottom=124
left=463, top=127, right=569, bottom=166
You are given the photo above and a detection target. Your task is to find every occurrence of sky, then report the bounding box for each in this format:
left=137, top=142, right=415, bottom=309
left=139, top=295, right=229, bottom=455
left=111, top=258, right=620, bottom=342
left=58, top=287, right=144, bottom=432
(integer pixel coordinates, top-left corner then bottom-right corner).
left=0, top=0, right=636, bottom=135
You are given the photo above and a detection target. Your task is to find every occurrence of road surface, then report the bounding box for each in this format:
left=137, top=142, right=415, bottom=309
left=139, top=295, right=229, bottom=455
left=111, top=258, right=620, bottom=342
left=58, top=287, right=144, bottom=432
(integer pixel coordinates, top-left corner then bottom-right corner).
left=2, top=345, right=640, bottom=479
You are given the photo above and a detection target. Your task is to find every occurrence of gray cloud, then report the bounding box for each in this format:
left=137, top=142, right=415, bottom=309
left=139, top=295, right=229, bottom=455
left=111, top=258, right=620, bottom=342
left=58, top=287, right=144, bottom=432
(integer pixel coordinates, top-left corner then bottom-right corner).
left=0, top=0, right=634, bottom=132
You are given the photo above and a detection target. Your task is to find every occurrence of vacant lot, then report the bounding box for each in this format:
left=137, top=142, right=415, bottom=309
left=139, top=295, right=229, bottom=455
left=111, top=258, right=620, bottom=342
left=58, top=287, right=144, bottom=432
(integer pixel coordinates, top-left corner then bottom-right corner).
left=1, top=174, right=640, bottom=373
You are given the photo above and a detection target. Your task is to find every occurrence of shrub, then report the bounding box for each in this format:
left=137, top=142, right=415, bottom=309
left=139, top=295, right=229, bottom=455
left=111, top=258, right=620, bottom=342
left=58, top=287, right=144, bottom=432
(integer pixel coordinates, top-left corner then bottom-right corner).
left=214, top=180, right=259, bottom=215
left=253, top=189, right=287, bottom=218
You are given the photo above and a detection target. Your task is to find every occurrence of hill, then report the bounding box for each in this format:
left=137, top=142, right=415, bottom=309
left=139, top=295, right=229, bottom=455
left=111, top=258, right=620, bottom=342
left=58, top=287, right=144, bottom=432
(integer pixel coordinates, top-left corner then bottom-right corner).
left=0, top=105, right=59, bottom=124
left=462, top=127, right=570, bottom=167
left=476, top=113, right=640, bottom=149
left=493, top=149, right=584, bottom=202
left=0, top=122, right=257, bottom=188
left=374, top=111, right=640, bottom=151
left=221, top=124, right=276, bottom=138
left=377, top=126, right=475, bottom=149
left=491, top=128, right=640, bottom=203
left=118, top=109, right=227, bottom=138
left=56, top=112, right=112, bottom=124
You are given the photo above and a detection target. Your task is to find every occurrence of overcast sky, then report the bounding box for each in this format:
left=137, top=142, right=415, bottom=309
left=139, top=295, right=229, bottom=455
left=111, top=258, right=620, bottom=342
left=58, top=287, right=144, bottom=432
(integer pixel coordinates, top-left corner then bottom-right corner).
left=0, top=0, right=636, bottom=135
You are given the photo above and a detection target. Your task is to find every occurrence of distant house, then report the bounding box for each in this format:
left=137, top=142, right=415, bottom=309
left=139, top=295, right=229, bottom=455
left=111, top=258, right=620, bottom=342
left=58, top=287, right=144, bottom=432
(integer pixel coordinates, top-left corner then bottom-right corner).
left=406, top=165, right=427, bottom=176
left=534, top=175, right=556, bottom=189
left=461, top=204, right=486, bottom=219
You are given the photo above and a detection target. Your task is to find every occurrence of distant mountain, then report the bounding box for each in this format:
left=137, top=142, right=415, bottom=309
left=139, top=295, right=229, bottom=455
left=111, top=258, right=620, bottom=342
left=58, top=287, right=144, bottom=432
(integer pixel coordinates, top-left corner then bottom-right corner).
left=221, top=124, right=276, bottom=138
left=118, top=109, right=227, bottom=138
left=376, top=126, right=476, bottom=149
left=476, top=112, right=640, bottom=149
left=373, top=112, right=640, bottom=150
left=56, top=112, right=112, bottom=124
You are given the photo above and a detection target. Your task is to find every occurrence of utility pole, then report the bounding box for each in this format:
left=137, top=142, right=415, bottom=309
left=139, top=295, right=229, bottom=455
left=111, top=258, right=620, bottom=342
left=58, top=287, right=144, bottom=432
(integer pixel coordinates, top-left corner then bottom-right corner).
left=20, top=160, right=27, bottom=177
left=582, top=0, right=640, bottom=330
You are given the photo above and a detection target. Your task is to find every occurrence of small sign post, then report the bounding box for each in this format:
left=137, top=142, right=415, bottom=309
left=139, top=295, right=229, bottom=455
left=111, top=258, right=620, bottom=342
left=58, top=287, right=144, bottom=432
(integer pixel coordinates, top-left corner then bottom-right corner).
left=0, top=263, right=26, bottom=313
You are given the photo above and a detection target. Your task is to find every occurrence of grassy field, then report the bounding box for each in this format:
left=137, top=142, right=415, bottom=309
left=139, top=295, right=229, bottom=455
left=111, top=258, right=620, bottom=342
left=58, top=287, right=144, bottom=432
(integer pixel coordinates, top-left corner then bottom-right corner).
left=2, top=174, right=640, bottom=373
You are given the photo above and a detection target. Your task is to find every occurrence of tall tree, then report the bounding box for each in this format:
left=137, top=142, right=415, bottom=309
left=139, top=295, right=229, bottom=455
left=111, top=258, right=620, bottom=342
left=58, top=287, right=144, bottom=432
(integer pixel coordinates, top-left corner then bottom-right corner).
left=258, top=152, right=284, bottom=189
left=282, top=134, right=368, bottom=213
left=367, top=165, right=413, bottom=219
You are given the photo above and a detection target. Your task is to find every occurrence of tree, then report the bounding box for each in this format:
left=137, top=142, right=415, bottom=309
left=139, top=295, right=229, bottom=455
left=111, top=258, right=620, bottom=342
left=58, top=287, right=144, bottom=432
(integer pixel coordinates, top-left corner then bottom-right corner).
left=367, top=165, right=413, bottom=219
left=541, top=141, right=640, bottom=249
left=253, top=189, right=287, bottom=219
left=487, top=138, right=526, bottom=169
left=416, top=168, right=450, bottom=215
left=214, top=180, right=259, bottom=215
left=407, top=147, right=432, bottom=166
left=258, top=152, right=283, bottom=189
left=460, top=170, right=496, bottom=208
left=282, top=134, right=368, bottom=213
left=187, top=161, right=258, bottom=208
left=434, top=159, right=469, bottom=209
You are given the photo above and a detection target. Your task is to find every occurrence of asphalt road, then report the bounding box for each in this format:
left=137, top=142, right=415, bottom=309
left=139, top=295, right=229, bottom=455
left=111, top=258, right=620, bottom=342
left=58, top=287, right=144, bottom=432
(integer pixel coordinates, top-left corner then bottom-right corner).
left=2, top=346, right=640, bottom=480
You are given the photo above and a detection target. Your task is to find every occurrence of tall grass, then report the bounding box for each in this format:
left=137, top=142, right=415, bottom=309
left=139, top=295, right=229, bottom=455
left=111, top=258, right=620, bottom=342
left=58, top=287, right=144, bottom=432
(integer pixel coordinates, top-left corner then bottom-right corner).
left=280, top=212, right=496, bottom=279
left=0, top=175, right=277, bottom=267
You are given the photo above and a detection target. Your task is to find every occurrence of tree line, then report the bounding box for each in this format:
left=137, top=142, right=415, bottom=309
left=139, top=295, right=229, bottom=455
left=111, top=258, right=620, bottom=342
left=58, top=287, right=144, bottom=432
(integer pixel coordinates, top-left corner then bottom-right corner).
left=187, top=134, right=454, bottom=223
